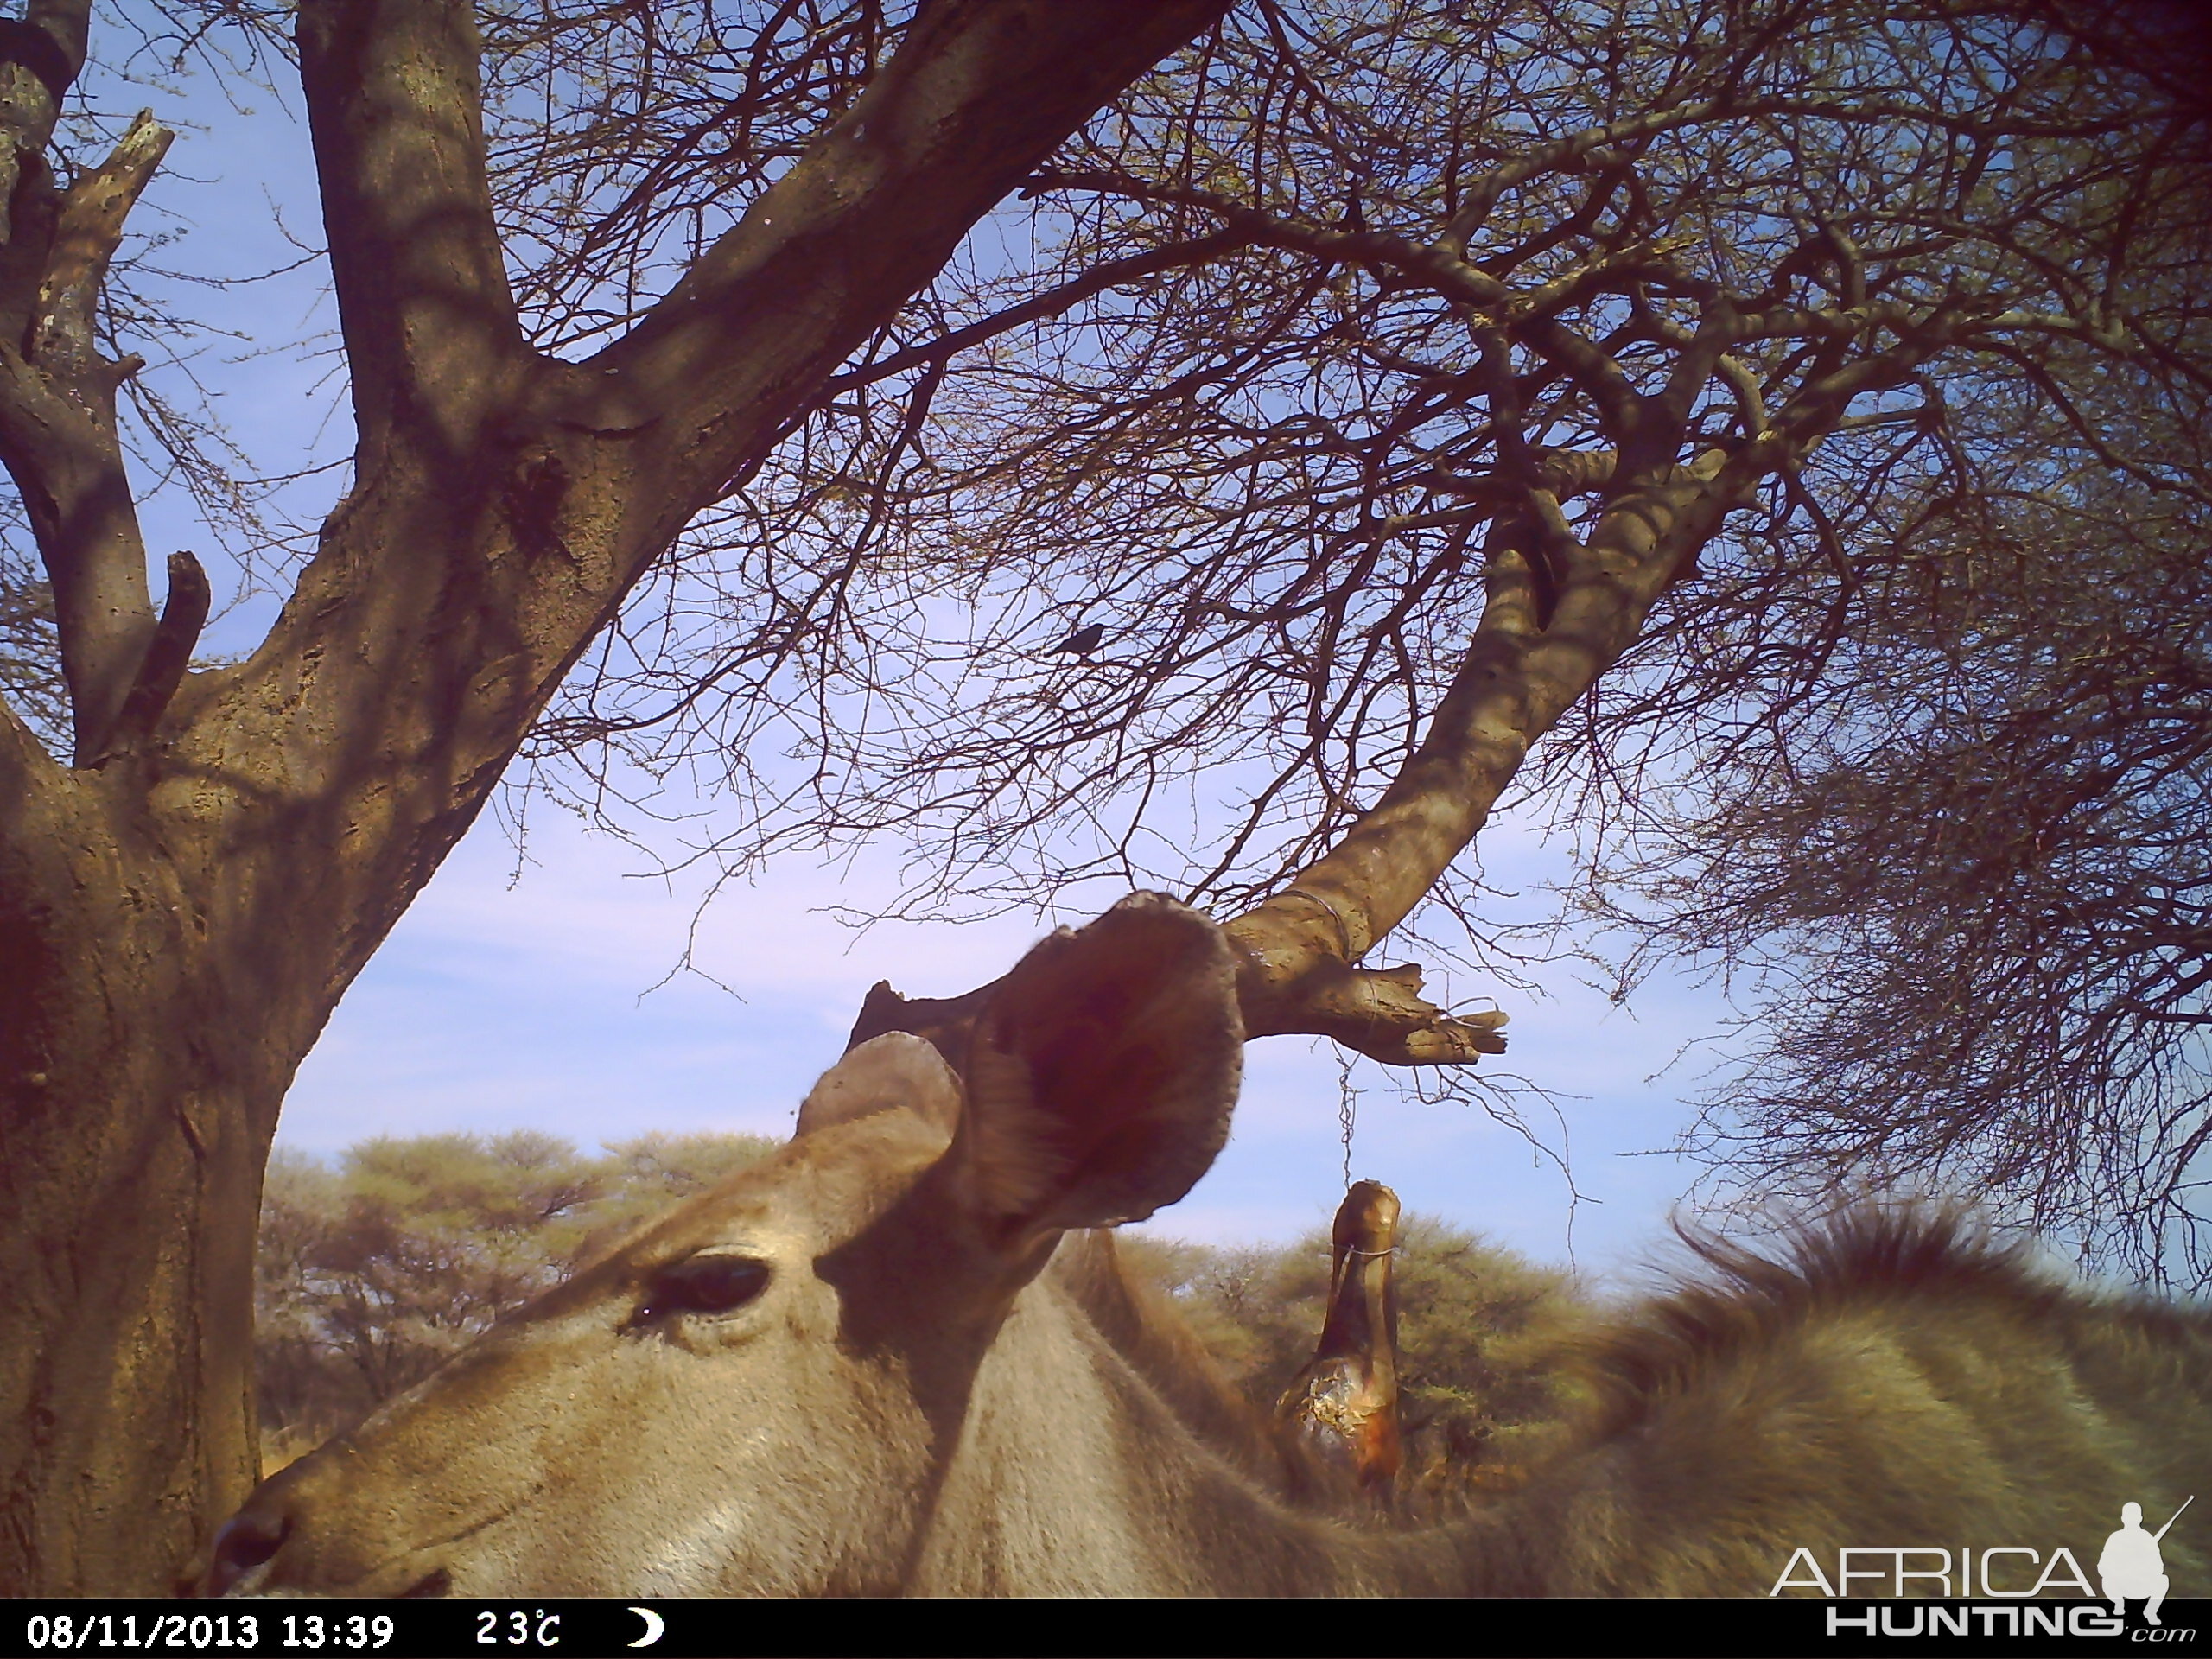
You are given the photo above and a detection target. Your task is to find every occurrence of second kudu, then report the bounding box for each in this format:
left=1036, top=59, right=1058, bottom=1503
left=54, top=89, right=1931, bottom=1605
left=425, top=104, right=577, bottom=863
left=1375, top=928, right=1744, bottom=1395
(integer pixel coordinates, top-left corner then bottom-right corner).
left=200, top=896, right=2210, bottom=1598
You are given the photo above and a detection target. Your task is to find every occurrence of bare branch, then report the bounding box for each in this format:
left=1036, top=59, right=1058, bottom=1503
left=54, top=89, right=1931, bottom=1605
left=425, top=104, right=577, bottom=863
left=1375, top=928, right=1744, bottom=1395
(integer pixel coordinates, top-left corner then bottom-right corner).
left=1034, top=165, right=1518, bottom=310
left=1425, top=450, right=1624, bottom=499
left=592, top=1, right=1236, bottom=494
left=0, top=0, right=91, bottom=244
left=820, top=228, right=1256, bottom=401
left=297, top=0, right=534, bottom=456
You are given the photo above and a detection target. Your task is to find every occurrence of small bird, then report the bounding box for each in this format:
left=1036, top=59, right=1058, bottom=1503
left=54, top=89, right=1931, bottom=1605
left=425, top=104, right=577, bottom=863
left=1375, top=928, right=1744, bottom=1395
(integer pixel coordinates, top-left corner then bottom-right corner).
left=1046, top=622, right=1105, bottom=657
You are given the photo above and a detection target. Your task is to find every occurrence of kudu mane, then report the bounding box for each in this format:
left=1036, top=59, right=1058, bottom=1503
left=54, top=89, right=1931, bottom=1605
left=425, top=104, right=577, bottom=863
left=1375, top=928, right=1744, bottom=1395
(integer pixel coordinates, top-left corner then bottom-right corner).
left=1036, top=1205, right=2212, bottom=1598
left=1586, top=1209, right=2212, bottom=1433
left=1592, top=1209, right=2065, bottom=1428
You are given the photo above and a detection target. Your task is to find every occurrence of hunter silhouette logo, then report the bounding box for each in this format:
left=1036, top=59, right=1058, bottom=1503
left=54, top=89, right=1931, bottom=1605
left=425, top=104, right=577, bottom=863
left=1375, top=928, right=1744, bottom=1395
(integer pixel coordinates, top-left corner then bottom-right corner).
left=1770, top=1495, right=2196, bottom=1611
left=2102, top=1497, right=2191, bottom=1627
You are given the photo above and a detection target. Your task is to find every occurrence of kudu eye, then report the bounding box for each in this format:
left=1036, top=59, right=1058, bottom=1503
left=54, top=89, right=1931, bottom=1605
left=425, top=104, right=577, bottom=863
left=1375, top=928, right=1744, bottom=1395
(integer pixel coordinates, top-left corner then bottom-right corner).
left=643, top=1253, right=772, bottom=1319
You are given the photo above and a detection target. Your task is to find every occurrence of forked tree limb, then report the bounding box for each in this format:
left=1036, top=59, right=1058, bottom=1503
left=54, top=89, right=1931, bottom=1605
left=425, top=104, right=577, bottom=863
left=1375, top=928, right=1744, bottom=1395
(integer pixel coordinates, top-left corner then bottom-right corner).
left=296, top=0, right=533, bottom=457
left=253, top=1, right=1238, bottom=812
left=0, top=107, right=171, bottom=766
left=119, top=0, right=1245, bottom=1001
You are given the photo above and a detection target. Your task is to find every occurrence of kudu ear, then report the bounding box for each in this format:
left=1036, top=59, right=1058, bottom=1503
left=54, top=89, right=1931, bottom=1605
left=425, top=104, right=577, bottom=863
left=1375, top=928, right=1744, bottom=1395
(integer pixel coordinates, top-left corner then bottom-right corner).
left=797, top=1033, right=964, bottom=1139
left=955, top=893, right=1243, bottom=1237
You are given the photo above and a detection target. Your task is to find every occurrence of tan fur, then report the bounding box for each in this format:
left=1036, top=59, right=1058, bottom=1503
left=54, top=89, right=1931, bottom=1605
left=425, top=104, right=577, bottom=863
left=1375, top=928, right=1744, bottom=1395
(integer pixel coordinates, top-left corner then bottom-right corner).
left=1502, top=1213, right=2211, bottom=1596
left=197, top=903, right=2212, bottom=1599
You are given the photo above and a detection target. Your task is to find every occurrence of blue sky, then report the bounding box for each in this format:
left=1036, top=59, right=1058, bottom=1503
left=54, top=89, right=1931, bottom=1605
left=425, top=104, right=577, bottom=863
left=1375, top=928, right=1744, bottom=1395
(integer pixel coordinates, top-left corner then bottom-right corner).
left=92, top=18, right=1740, bottom=1284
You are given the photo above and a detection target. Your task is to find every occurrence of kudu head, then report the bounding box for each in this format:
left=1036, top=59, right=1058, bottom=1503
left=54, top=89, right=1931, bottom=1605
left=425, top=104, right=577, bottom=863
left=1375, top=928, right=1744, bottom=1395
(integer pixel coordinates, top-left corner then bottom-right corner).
left=200, top=894, right=1243, bottom=1596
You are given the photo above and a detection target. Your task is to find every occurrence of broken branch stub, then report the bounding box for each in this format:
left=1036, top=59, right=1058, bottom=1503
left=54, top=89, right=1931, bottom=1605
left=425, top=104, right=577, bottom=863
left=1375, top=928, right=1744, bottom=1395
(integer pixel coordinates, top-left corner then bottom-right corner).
left=35, top=110, right=171, bottom=391
left=95, top=550, right=209, bottom=766
left=1222, top=889, right=1507, bottom=1065
left=1229, top=940, right=1509, bottom=1066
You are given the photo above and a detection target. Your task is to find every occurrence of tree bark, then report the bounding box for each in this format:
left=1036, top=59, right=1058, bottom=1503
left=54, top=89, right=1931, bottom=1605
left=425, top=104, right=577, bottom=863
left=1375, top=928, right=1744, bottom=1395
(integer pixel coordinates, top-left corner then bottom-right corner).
left=0, top=0, right=1230, bottom=1596
left=0, top=761, right=276, bottom=1598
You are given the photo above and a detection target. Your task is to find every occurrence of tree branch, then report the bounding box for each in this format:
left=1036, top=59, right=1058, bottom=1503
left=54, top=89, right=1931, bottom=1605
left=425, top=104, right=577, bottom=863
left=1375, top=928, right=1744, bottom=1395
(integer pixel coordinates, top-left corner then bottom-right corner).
left=1424, top=449, right=1624, bottom=499
left=0, top=0, right=90, bottom=245
left=0, top=109, right=170, bottom=766
left=182, top=0, right=1236, bottom=1001
left=297, top=0, right=533, bottom=459
left=1224, top=449, right=1741, bottom=1059
left=91, top=550, right=207, bottom=766
left=1034, top=165, right=1516, bottom=311
left=591, top=0, right=1236, bottom=493
left=820, top=227, right=1256, bottom=401
left=1232, top=934, right=1510, bottom=1065
left=34, top=110, right=168, bottom=384
left=1439, top=99, right=1724, bottom=254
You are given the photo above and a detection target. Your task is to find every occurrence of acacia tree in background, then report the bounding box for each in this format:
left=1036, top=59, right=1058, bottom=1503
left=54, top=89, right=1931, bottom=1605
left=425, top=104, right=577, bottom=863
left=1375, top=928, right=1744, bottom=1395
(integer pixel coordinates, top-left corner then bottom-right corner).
left=0, top=0, right=1233, bottom=1596
left=532, top=0, right=2212, bottom=1277
left=1590, top=438, right=2212, bottom=1281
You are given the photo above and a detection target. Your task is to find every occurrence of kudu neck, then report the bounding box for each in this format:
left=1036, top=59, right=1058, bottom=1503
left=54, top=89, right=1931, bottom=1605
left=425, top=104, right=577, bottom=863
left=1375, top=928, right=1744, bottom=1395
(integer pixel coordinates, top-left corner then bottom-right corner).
left=911, top=1228, right=1553, bottom=1596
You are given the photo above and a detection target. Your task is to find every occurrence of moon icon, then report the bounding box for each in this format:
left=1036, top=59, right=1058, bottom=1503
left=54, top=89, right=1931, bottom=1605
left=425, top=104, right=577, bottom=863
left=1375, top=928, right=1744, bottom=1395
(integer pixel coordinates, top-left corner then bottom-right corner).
left=627, top=1606, right=665, bottom=1648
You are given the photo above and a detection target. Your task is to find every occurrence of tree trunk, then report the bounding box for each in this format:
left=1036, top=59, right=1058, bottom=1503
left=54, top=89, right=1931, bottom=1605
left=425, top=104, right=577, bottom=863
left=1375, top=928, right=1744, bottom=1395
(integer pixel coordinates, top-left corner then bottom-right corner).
left=0, top=772, right=283, bottom=1594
